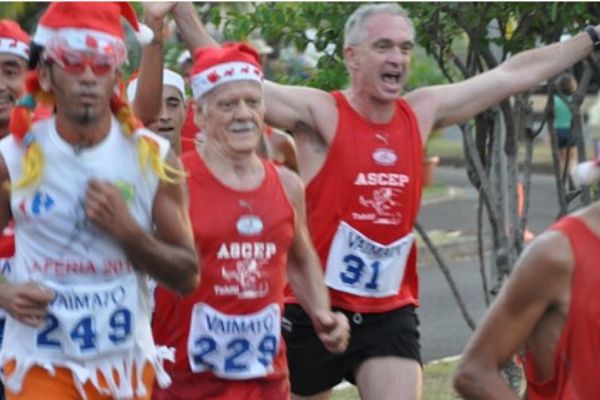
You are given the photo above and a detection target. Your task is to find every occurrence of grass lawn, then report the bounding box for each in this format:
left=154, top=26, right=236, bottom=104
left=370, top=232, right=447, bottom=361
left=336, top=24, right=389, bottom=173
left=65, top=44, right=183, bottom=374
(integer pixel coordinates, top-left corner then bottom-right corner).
left=332, top=358, right=461, bottom=400
left=425, top=135, right=559, bottom=165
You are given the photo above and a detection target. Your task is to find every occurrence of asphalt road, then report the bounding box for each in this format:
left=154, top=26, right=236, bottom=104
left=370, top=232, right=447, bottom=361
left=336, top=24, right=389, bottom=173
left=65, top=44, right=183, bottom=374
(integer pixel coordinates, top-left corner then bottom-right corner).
left=417, top=166, right=562, bottom=362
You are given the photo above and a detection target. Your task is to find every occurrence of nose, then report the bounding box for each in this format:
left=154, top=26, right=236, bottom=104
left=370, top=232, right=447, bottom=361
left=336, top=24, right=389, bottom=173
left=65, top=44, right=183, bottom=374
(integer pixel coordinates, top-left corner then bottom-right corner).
left=388, top=46, right=406, bottom=65
left=234, top=100, right=252, bottom=119
left=158, top=104, right=170, bottom=122
left=78, top=64, right=99, bottom=84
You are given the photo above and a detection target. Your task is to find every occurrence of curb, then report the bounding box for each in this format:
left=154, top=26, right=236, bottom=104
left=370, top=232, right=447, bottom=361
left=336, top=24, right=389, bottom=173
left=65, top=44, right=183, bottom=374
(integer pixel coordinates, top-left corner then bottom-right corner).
left=417, top=234, right=486, bottom=265
left=422, top=186, right=466, bottom=206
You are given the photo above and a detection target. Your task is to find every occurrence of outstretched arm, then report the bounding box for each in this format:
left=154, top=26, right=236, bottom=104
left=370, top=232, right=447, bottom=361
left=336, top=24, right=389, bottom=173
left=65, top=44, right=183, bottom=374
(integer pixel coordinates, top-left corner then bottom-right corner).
left=453, top=231, right=573, bottom=399
left=172, top=2, right=218, bottom=50
left=171, top=2, right=336, bottom=143
left=85, top=151, right=199, bottom=295
left=406, top=26, right=600, bottom=142
left=279, top=167, right=349, bottom=353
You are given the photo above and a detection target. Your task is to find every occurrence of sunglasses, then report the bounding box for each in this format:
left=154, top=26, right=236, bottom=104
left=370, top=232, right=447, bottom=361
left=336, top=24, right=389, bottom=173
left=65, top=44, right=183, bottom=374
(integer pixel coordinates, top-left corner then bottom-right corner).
left=45, top=50, right=116, bottom=76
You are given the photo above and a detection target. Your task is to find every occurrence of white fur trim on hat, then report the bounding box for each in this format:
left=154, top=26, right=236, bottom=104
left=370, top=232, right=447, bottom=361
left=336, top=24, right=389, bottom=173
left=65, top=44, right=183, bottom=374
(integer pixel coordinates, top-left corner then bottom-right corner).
left=571, top=160, right=600, bottom=187
left=0, top=37, right=29, bottom=60
left=177, top=50, right=191, bottom=66
left=34, top=25, right=127, bottom=65
left=191, top=61, right=263, bottom=99
left=127, top=69, right=186, bottom=103
left=136, top=24, right=153, bottom=45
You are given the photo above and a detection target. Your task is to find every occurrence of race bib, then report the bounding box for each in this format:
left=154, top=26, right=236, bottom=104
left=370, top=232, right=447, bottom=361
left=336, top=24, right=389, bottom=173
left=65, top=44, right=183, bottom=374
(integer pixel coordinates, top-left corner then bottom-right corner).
left=35, top=276, right=139, bottom=360
left=187, top=303, right=281, bottom=380
left=325, top=221, right=414, bottom=297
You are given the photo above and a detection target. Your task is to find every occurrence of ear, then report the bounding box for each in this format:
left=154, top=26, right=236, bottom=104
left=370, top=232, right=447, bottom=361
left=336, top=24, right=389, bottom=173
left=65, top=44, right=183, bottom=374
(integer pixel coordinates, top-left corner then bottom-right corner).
left=344, top=46, right=359, bottom=70
left=192, top=100, right=206, bottom=129
left=37, top=64, right=51, bottom=92
left=114, top=70, right=123, bottom=96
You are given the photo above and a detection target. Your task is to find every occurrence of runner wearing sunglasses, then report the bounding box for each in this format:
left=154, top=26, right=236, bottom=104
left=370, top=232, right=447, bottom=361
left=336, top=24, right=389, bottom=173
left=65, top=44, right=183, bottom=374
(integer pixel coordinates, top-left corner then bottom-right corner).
left=0, top=19, right=30, bottom=400
left=0, top=4, right=199, bottom=400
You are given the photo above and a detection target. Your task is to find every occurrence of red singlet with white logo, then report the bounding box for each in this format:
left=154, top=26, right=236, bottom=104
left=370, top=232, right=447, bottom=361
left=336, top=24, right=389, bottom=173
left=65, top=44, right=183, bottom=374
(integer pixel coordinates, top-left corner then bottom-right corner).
left=524, top=216, right=600, bottom=399
left=285, top=91, right=422, bottom=313
left=153, top=151, right=294, bottom=398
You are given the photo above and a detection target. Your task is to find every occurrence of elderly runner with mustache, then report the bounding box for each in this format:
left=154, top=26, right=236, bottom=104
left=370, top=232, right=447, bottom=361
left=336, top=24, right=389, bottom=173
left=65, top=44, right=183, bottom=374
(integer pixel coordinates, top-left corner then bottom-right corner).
left=151, top=42, right=349, bottom=400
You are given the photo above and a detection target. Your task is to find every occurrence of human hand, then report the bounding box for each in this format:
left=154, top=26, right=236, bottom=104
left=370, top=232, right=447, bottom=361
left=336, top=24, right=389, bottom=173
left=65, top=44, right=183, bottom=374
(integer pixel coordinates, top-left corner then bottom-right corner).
left=85, top=179, right=137, bottom=242
left=0, top=282, right=54, bottom=327
left=313, top=310, right=350, bottom=354
left=143, top=2, right=176, bottom=39
left=143, top=2, right=176, bottom=21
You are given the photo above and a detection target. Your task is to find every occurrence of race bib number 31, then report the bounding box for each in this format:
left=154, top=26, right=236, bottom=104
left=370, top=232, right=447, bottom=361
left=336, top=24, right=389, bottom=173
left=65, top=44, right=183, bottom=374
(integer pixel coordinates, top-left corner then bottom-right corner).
left=187, top=303, right=281, bottom=380
left=325, top=221, right=414, bottom=297
left=35, top=276, right=138, bottom=360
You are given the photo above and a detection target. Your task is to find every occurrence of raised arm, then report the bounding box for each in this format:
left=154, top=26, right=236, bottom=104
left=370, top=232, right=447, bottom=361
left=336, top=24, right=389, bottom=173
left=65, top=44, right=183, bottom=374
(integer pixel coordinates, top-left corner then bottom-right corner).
left=170, top=2, right=336, bottom=143
left=278, top=167, right=349, bottom=354
left=406, top=26, right=600, bottom=142
left=85, top=151, right=199, bottom=295
left=453, top=231, right=573, bottom=399
left=130, top=3, right=174, bottom=125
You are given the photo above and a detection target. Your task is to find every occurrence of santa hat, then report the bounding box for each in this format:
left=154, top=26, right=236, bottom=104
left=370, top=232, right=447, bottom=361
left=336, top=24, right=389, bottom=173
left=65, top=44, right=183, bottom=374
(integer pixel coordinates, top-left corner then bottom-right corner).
left=0, top=20, right=30, bottom=60
left=32, top=2, right=153, bottom=65
left=190, top=43, right=263, bottom=99
left=127, top=69, right=186, bottom=102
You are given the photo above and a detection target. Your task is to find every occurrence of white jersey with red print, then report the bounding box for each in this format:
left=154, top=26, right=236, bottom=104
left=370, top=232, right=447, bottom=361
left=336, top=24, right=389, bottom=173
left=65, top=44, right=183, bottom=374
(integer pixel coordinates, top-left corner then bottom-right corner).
left=0, top=116, right=173, bottom=398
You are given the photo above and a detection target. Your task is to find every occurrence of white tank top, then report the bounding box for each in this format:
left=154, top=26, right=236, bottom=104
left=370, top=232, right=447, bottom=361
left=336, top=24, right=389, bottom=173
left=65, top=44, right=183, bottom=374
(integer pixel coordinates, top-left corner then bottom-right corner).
left=0, top=116, right=174, bottom=398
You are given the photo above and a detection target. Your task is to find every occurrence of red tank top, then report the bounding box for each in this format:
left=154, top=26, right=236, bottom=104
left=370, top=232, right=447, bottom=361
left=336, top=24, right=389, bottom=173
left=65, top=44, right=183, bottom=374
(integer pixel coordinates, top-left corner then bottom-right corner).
left=285, top=92, right=422, bottom=313
left=153, top=151, right=294, bottom=380
left=524, top=216, right=600, bottom=399
left=180, top=101, right=200, bottom=154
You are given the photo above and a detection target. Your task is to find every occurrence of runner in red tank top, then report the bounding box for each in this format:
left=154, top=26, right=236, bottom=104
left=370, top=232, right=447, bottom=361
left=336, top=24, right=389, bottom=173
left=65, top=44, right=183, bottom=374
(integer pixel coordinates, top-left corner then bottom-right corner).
left=152, top=42, right=348, bottom=400
left=455, top=161, right=600, bottom=399
left=173, top=2, right=600, bottom=398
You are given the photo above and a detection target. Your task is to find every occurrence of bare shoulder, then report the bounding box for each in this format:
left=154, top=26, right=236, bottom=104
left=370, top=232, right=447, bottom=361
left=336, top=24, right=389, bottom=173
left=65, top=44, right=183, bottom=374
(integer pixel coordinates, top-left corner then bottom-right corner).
left=508, top=230, right=573, bottom=299
left=403, top=86, right=440, bottom=142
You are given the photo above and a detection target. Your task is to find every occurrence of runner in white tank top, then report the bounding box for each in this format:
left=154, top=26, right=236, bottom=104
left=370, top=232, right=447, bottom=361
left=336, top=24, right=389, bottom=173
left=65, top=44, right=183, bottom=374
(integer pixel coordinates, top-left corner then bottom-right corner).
left=0, top=4, right=198, bottom=399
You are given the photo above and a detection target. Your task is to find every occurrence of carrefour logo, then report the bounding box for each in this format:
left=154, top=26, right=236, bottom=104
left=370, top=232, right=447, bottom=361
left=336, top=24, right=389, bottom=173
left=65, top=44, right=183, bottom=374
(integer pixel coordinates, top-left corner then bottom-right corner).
left=18, top=190, right=55, bottom=217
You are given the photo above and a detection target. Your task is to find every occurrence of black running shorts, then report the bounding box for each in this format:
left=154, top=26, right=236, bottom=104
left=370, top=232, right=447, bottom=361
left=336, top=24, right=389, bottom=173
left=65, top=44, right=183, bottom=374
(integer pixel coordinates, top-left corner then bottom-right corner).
left=282, top=303, right=421, bottom=396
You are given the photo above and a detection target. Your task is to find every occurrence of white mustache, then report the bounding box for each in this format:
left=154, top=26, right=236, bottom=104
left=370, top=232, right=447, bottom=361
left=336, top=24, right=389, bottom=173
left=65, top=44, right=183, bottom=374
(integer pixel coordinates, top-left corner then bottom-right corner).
left=229, top=122, right=257, bottom=132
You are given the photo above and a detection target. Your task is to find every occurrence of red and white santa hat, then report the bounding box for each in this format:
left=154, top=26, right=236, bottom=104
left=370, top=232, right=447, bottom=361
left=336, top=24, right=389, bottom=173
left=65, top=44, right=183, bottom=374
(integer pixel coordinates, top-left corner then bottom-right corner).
left=0, top=19, right=30, bottom=60
left=190, top=43, right=263, bottom=99
left=32, top=2, right=153, bottom=65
